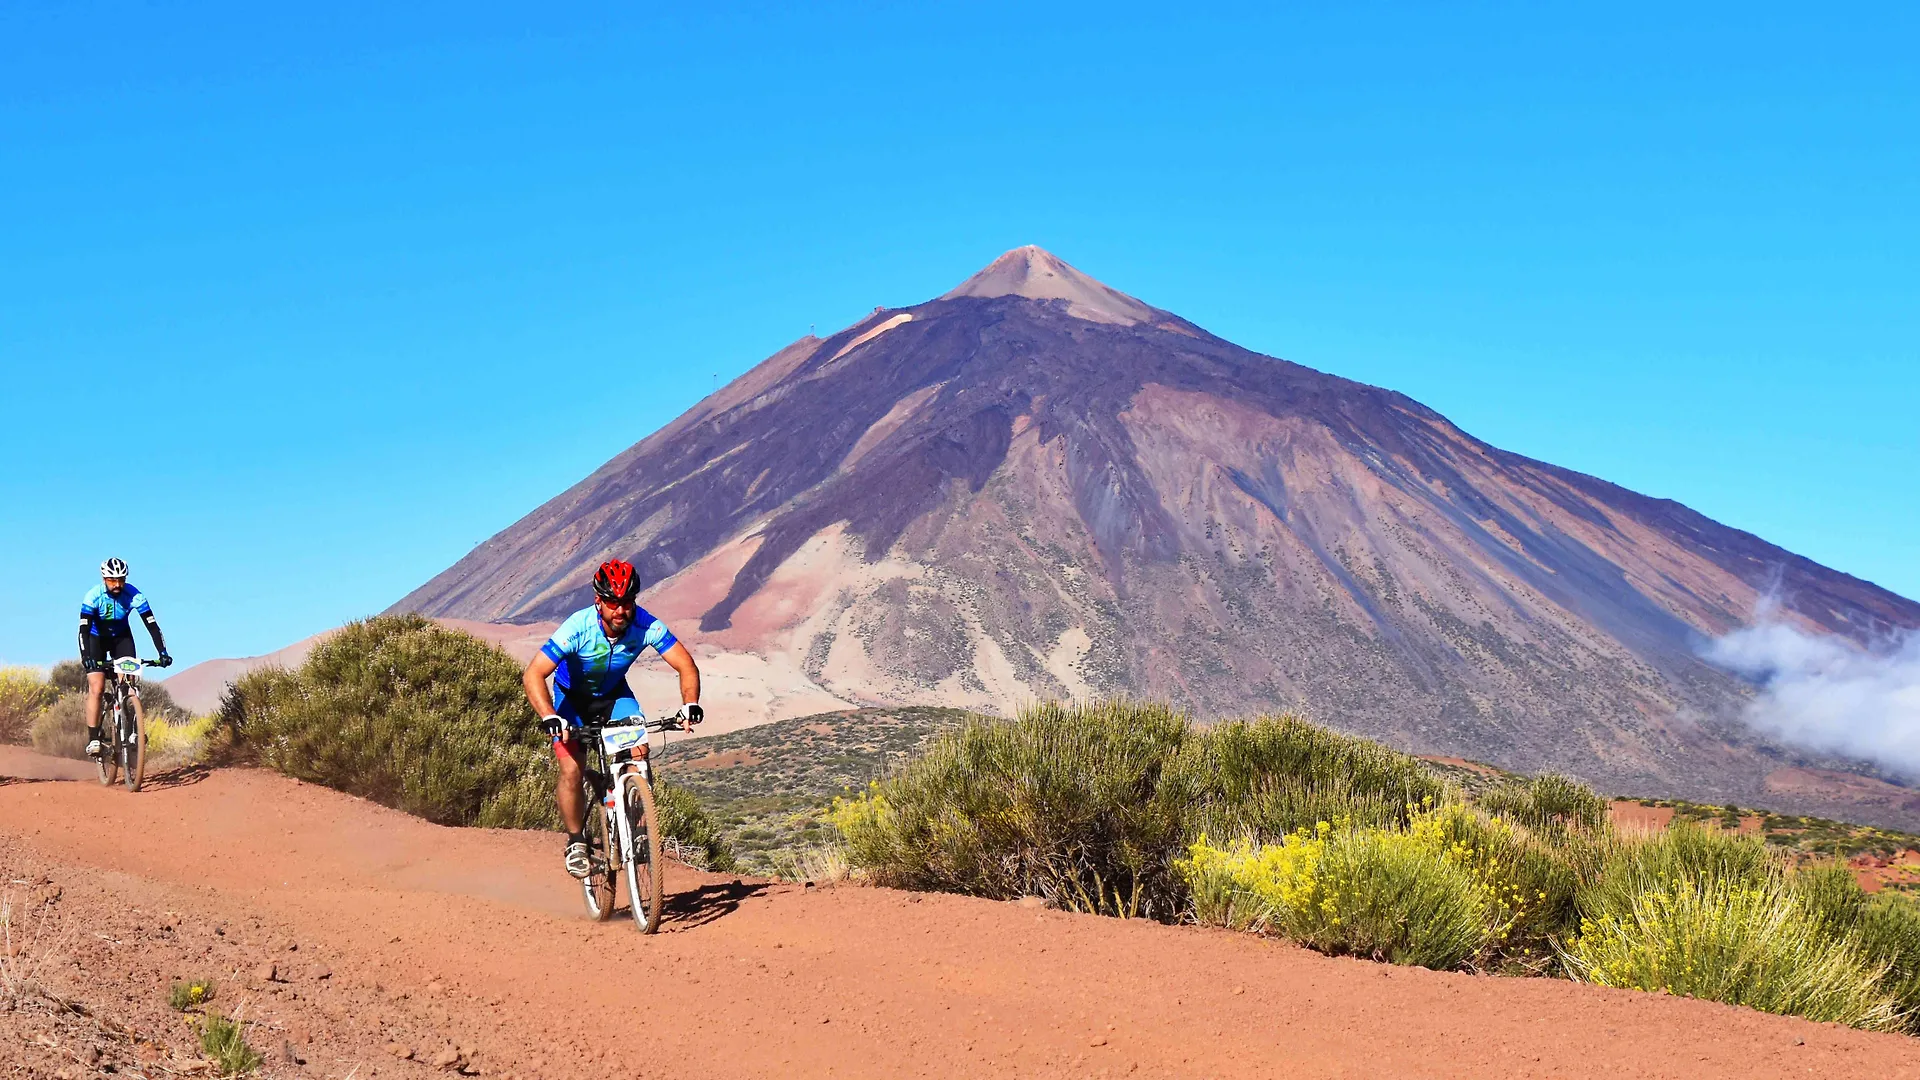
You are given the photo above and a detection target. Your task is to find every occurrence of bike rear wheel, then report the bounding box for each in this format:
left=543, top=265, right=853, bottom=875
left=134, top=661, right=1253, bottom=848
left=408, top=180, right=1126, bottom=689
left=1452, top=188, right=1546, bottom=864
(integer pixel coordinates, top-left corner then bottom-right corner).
left=121, top=696, right=145, bottom=792
left=581, top=789, right=617, bottom=921
left=95, top=696, right=120, bottom=787
left=622, top=771, right=664, bottom=934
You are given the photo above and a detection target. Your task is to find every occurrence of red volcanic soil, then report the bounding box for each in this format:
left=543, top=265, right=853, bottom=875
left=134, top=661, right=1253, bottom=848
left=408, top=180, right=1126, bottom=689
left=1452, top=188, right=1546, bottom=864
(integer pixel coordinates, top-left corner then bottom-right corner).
left=1608, top=800, right=1764, bottom=837
left=2, top=755, right=1918, bottom=1078
left=1609, top=800, right=1679, bottom=832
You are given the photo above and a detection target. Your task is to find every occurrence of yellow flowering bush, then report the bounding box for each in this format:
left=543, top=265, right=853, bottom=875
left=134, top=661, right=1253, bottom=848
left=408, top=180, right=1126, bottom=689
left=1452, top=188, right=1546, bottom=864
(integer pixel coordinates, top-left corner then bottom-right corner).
left=1563, top=872, right=1901, bottom=1030
left=145, top=713, right=216, bottom=763
left=1418, top=800, right=1583, bottom=966
left=0, top=666, right=53, bottom=745
left=1179, top=810, right=1501, bottom=970
left=1180, top=824, right=1330, bottom=931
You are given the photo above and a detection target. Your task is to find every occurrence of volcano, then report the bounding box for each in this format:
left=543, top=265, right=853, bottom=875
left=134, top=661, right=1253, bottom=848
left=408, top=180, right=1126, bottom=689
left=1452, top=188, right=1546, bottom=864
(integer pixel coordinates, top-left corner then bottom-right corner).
left=392, top=246, right=1920, bottom=818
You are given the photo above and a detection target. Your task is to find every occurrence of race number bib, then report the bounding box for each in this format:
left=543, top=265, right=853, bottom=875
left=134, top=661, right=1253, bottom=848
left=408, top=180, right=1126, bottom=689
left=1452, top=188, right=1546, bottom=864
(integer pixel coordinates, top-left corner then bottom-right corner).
left=600, top=726, right=647, bottom=755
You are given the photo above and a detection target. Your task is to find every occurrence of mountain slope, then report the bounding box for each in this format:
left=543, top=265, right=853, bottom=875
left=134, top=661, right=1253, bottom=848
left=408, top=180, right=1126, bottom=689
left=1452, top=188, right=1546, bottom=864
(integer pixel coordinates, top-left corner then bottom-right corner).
left=392, top=246, right=1920, bottom=820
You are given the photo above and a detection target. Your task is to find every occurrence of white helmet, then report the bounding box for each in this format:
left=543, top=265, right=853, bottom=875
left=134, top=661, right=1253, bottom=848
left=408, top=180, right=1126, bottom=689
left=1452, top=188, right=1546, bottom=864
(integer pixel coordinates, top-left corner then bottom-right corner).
left=100, top=557, right=128, bottom=578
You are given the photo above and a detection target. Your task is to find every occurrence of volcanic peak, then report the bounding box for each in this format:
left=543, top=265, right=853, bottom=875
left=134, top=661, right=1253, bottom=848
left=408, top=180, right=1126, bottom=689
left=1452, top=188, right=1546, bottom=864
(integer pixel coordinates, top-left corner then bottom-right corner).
left=941, top=245, right=1156, bottom=326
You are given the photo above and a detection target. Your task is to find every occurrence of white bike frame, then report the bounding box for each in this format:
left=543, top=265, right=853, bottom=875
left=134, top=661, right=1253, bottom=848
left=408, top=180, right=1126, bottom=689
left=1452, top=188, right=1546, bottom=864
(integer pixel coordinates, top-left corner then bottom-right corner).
left=595, top=717, right=663, bottom=930
left=602, top=744, right=652, bottom=865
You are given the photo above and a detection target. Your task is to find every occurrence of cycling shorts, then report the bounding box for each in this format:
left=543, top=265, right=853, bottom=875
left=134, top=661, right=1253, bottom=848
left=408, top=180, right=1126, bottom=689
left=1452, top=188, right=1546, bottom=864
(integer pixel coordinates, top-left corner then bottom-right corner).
left=553, top=690, right=640, bottom=728
left=550, top=693, right=641, bottom=763
left=83, top=634, right=136, bottom=673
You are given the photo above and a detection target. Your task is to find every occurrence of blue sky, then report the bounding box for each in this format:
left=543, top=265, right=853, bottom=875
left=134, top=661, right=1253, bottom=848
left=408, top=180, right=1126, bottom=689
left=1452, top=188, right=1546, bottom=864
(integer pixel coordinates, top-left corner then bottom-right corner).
left=2, top=2, right=1915, bottom=668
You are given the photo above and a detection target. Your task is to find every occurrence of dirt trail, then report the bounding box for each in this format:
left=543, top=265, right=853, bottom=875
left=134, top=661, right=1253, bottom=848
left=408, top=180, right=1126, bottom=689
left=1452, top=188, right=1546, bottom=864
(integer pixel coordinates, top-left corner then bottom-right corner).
left=3, top=758, right=1919, bottom=1079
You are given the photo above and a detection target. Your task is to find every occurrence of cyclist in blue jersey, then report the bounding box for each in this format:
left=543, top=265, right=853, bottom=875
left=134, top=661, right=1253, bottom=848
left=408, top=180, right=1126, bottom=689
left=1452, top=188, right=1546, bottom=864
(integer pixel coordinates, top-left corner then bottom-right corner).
left=79, top=557, right=172, bottom=758
left=522, top=559, right=703, bottom=878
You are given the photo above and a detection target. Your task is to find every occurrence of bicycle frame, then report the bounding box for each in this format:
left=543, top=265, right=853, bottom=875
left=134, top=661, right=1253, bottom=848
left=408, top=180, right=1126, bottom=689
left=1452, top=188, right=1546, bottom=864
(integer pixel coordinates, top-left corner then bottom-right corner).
left=98, top=656, right=152, bottom=790
left=576, top=711, right=683, bottom=931
left=588, top=730, right=653, bottom=864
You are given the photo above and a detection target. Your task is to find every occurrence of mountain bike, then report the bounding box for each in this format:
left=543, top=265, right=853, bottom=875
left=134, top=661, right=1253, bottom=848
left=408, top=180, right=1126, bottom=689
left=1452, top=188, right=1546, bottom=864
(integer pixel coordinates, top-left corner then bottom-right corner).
left=577, top=711, right=686, bottom=933
left=95, top=656, right=157, bottom=792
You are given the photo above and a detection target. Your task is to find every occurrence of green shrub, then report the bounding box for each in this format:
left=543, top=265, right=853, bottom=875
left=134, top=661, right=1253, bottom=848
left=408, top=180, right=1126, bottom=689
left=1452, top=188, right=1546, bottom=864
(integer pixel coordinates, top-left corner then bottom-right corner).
left=29, top=693, right=88, bottom=759
left=657, top=782, right=738, bottom=872
left=0, top=667, right=53, bottom=745
left=1179, top=827, right=1332, bottom=934
left=200, top=1011, right=261, bottom=1075
left=1852, top=893, right=1920, bottom=1028
left=1421, top=800, right=1584, bottom=967
left=1562, top=873, right=1900, bottom=1030
left=1304, top=824, right=1495, bottom=968
left=1580, top=821, right=1776, bottom=923
left=832, top=699, right=1454, bottom=920
left=1791, top=860, right=1920, bottom=1029
left=46, top=660, right=87, bottom=696
left=1478, top=773, right=1609, bottom=836
left=1791, top=859, right=1869, bottom=929
left=834, top=698, right=1191, bottom=917
left=1158, top=713, right=1449, bottom=841
left=471, top=756, right=560, bottom=830
left=226, top=615, right=550, bottom=827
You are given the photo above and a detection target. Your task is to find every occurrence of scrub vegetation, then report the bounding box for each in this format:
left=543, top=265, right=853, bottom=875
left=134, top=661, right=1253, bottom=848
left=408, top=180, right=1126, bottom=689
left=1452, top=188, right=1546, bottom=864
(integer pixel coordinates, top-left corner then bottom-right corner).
left=831, top=696, right=1920, bottom=1032
left=0, top=666, right=55, bottom=744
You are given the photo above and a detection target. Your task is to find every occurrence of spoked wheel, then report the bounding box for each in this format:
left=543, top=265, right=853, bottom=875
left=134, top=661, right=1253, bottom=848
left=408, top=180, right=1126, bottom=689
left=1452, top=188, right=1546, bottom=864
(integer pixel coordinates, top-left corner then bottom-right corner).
left=95, top=700, right=120, bottom=787
left=121, top=699, right=145, bottom=792
left=622, top=772, right=664, bottom=934
left=580, top=792, right=617, bottom=921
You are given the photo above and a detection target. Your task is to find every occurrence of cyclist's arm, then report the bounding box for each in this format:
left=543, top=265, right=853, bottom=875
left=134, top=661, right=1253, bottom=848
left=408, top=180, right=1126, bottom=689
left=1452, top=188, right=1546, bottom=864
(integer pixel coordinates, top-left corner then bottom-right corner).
left=137, top=601, right=169, bottom=662
left=660, top=641, right=700, bottom=706
left=77, top=610, right=98, bottom=667
left=523, top=652, right=561, bottom=717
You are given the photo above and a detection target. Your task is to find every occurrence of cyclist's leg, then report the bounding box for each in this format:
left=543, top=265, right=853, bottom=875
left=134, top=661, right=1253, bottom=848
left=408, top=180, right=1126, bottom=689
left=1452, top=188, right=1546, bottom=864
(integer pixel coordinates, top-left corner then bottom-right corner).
left=83, top=636, right=133, bottom=755
left=83, top=670, right=106, bottom=753
left=550, top=691, right=588, bottom=833
left=81, top=634, right=108, bottom=752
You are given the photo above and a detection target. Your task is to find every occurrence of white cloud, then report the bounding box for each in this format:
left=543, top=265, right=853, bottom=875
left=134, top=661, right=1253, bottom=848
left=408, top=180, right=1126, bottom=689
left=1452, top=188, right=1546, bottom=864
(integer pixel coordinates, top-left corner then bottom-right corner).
left=1705, top=622, right=1920, bottom=777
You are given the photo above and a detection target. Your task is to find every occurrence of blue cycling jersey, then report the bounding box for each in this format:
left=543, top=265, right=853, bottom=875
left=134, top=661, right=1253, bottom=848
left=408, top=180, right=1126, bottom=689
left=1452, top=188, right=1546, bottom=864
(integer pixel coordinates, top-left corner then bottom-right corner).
left=540, top=605, right=678, bottom=707
left=80, top=583, right=153, bottom=635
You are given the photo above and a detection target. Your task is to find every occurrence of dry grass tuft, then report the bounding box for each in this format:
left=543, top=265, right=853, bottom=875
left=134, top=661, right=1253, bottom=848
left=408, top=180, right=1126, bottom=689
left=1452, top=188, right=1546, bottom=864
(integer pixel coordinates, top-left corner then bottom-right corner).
left=771, top=843, right=854, bottom=886
left=1, top=886, right=69, bottom=1007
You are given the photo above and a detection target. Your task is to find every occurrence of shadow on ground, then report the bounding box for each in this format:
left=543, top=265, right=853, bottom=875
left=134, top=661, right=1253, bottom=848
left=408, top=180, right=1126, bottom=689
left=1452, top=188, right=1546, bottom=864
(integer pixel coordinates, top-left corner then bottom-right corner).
left=140, top=762, right=214, bottom=791
left=659, top=879, right=773, bottom=930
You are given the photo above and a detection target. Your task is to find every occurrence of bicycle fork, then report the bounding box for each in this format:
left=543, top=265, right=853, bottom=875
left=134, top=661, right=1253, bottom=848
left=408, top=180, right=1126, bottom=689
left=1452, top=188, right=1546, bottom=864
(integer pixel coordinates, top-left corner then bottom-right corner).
left=604, top=758, right=653, bottom=864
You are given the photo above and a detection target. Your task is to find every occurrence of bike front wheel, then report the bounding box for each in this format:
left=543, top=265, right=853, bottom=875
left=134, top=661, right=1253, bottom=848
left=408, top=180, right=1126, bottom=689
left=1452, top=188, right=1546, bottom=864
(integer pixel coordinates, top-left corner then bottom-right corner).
left=121, top=698, right=145, bottom=792
left=581, top=793, right=617, bottom=921
left=621, top=772, right=664, bottom=934
left=95, top=699, right=121, bottom=787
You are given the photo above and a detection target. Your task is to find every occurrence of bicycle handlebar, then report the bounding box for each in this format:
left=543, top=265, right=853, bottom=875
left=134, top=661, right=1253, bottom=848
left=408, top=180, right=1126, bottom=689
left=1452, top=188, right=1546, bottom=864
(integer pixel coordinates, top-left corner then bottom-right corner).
left=575, top=715, right=690, bottom=734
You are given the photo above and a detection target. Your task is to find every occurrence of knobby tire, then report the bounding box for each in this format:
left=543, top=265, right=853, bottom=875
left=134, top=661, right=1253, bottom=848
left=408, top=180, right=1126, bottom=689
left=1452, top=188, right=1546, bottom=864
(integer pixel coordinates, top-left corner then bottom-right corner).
left=122, top=694, right=145, bottom=792
left=95, top=695, right=120, bottom=787
left=623, top=771, right=664, bottom=934
left=582, top=789, right=617, bottom=921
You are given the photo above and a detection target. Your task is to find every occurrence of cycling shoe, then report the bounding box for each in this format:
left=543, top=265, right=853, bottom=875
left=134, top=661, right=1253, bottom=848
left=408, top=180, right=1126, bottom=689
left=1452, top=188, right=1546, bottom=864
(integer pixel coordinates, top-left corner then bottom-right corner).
left=564, top=840, right=592, bottom=879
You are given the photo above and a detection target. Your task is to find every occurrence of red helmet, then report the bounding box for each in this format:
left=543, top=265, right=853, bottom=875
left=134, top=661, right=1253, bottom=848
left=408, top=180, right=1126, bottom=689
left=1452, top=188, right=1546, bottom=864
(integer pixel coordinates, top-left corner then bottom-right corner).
left=591, top=559, right=640, bottom=603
